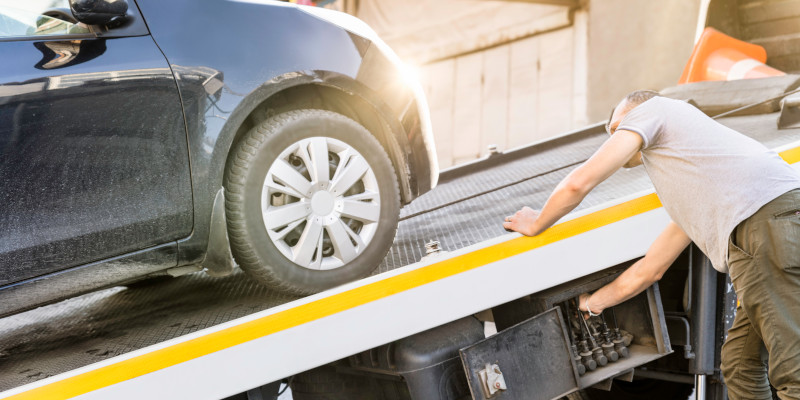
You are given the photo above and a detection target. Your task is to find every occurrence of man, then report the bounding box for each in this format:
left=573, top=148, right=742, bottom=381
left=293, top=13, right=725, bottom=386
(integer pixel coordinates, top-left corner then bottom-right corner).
left=503, top=90, right=800, bottom=399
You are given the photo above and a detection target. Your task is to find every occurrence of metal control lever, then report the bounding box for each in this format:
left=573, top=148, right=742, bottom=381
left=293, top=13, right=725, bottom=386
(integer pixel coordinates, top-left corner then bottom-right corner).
left=577, top=300, right=608, bottom=367
left=591, top=343, right=608, bottom=366
left=568, top=299, right=597, bottom=372
left=602, top=330, right=620, bottom=361
left=608, top=307, right=630, bottom=358
left=563, top=304, right=587, bottom=376
left=578, top=340, right=597, bottom=371
left=613, top=336, right=630, bottom=358
left=571, top=344, right=586, bottom=375
left=593, top=315, right=619, bottom=362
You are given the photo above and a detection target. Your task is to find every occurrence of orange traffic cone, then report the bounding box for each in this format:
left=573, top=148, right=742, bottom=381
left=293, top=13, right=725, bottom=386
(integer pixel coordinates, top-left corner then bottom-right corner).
left=678, top=27, right=784, bottom=84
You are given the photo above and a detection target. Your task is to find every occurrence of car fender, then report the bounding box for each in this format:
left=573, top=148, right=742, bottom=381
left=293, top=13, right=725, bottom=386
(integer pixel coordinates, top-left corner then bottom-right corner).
left=134, top=0, right=431, bottom=266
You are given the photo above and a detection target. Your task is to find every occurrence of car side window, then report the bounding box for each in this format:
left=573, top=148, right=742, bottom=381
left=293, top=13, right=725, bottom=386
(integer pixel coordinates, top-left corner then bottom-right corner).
left=0, top=0, right=91, bottom=39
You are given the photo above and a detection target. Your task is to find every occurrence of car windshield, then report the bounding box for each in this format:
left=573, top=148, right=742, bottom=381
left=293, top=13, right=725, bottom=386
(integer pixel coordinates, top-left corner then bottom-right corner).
left=0, top=0, right=91, bottom=38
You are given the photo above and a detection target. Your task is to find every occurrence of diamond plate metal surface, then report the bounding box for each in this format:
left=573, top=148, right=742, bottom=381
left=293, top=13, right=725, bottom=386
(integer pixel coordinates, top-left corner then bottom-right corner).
left=400, top=131, right=608, bottom=218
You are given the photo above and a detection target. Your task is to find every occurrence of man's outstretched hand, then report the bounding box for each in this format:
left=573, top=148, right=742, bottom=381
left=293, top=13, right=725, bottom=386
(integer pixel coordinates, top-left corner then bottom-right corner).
left=503, top=206, right=541, bottom=236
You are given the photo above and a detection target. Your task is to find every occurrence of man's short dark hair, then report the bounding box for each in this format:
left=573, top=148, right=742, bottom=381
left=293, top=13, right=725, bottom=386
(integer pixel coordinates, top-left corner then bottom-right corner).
left=624, top=90, right=660, bottom=107
left=606, top=90, right=660, bottom=133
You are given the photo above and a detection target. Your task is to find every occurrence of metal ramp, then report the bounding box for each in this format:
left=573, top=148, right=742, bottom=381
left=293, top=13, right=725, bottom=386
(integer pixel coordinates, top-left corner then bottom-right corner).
left=2, top=109, right=800, bottom=400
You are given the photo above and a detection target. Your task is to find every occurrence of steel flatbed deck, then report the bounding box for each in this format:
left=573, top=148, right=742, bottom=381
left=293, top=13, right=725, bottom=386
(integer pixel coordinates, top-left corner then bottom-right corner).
left=2, top=108, right=800, bottom=400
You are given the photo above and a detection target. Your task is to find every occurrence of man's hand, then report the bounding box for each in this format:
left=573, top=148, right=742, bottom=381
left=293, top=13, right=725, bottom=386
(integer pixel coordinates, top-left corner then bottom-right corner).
left=503, top=206, right=542, bottom=236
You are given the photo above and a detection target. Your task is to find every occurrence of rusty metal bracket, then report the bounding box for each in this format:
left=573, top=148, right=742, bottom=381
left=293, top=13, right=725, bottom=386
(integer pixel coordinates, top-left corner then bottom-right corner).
left=478, top=363, right=508, bottom=398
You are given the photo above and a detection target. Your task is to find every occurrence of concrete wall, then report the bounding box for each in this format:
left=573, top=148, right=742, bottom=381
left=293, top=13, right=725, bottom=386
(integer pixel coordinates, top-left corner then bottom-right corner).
left=585, top=0, right=701, bottom=122
left=418, top=19, right=587, bottom=167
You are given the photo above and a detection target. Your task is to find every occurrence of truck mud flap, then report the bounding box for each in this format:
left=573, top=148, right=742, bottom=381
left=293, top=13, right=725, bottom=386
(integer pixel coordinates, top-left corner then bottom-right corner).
left=460, top=284, right=672, bottom=400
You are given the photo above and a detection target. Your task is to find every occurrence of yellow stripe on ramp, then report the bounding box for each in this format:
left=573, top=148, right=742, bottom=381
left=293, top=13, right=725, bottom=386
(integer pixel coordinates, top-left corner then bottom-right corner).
left=7, top=146, right=800, bottom=400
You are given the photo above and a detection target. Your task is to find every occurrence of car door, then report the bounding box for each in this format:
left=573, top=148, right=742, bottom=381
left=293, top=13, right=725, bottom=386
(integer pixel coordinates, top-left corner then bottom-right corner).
left=0, top=1, right=192, bottom=286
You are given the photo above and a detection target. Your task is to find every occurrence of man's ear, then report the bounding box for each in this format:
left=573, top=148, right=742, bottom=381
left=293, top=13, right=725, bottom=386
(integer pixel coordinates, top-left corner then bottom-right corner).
left=606, top=106, right=616, bottom=133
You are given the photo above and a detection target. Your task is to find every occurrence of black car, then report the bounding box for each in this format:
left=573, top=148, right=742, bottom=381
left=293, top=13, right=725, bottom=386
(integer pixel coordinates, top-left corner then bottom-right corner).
left=0, top=0, right=438, bottom=316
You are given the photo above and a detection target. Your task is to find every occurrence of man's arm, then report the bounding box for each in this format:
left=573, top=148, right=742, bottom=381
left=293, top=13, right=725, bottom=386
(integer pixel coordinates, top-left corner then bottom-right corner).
left=503, top=130, right=643, bottom=236
left=578, top=221, right=692, bottom=315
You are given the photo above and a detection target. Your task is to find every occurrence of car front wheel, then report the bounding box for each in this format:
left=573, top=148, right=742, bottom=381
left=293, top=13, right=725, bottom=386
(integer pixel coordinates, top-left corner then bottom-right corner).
left=225, top=109, right=400, bottom=294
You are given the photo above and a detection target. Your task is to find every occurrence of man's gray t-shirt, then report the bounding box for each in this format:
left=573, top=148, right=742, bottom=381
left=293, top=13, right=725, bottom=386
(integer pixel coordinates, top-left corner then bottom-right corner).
left=617, top=96, right=800, bottom=273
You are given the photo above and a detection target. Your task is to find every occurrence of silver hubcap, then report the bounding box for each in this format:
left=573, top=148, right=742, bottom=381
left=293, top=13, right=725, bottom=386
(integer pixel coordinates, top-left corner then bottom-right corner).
left=262, top=137, right=380, bottom=270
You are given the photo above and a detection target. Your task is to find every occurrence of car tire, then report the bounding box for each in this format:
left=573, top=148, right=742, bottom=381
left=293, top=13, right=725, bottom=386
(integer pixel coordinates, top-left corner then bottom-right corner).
left=225, top=109, right=400, bottom=295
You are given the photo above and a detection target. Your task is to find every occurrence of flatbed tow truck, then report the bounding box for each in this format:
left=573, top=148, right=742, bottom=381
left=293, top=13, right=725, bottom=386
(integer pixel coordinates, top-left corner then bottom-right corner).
left=3, top=70, right=800, bottom=400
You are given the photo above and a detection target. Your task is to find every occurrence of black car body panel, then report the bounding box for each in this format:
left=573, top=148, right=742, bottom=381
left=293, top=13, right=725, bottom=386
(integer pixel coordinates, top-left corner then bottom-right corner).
left=0, top=34, right=192, bottom=287
left=0, top=0, right=437, bottom=316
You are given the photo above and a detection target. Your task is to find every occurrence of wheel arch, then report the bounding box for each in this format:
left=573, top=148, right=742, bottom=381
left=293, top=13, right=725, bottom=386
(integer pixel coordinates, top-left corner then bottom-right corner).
left=198, top=73, right=413, bottom=275
left=223, top=78, right=414, bottom=205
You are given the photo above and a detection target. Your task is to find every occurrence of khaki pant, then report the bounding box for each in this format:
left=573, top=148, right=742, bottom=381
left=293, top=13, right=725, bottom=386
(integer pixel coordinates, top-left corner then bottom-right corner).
left=721, top=189, right=800, bottom=400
